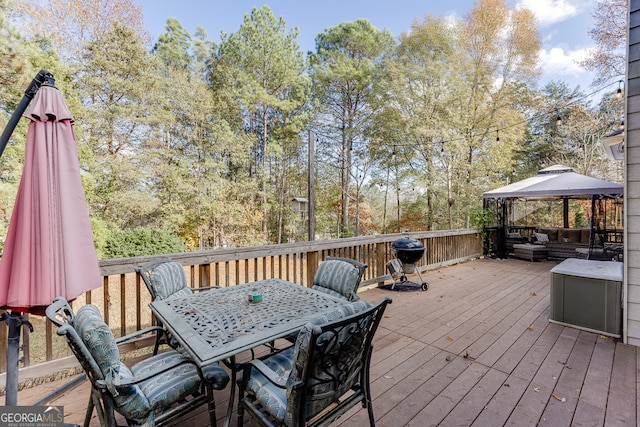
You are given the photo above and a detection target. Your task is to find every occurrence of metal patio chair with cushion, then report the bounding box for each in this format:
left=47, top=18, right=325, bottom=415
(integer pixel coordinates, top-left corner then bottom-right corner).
left=238, top=297, right=392, bottom=427
left=46, top=296, right=230, bottom=427
left=137, top=258, right=219, bottom=354
left=311, top=256, right=368, bottom=302
left=278, top=256, right=369, bottom=347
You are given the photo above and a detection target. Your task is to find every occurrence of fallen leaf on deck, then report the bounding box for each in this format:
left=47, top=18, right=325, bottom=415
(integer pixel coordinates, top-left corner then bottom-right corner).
left=527, top=326, right=533, bottom=331
left=530, top=292, right=537, bottom=296
left=447, top=336, right=454, bottom=341
left=534, top=387, right=540, bottom=392
left=551, top=392, right=566, bottom=402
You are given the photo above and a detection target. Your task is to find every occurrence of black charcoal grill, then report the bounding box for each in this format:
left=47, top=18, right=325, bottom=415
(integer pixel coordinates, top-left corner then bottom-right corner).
left=387, top=237, right=428, bottom=291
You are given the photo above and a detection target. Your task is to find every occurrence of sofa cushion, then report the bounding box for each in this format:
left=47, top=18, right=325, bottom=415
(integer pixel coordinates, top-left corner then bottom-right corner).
left=566, top=229, right=581, bottom=243
left=538, top=228, right=558, bottom=241
left=533, top=232, right=549, bottom=242
left=556, top=229, right=564, bottom=240
left=581, top=228, right=591, bottom=244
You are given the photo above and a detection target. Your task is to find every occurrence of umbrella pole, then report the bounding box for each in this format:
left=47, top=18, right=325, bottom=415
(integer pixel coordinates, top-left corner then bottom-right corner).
left=1, top=312, right=33, bottom=406
left=0, top=69, right=55, bottom=158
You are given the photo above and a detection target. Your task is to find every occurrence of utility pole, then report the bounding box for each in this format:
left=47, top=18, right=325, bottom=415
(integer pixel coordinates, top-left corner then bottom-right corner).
left=308, top=130, right=315, bottom=241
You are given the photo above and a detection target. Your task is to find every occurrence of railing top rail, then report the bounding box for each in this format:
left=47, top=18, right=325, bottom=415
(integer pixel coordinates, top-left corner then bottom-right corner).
left=99, top=229, right=480, bottom=276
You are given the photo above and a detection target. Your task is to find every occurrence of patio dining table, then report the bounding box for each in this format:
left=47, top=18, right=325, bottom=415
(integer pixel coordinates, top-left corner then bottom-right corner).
left=149, top=278, right=348, bottom=426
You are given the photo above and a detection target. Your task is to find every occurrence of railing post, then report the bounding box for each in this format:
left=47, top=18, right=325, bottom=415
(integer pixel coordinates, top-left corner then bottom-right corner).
left=376, top=242, right=387, bottom=285
left=307, top=251, right=319, bottom=288
left=199, top=263, right=211, bottom=287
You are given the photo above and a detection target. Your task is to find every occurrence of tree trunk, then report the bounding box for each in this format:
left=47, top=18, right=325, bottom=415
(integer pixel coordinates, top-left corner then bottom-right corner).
left=447, top=163, right=454, bottom=229
left=395, top=164, right=401, bottom=232
left=276, top=167, right=287, bottom=243
left=382, top=167, right=389, bottom=233
left=261, top=106, right=268, bottom=241
left=355, top=183, right=360, bottom=236
left=341, top=128, right=350, bottom=236
left=426, top=152, right=433, bottom=231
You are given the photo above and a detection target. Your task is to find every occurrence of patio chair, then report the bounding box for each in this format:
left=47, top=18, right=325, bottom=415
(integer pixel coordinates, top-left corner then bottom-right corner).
left=277, top=256, right=369, bottom=347
left=137, top=257, right=220, bottom=301
left=136, top=258, right=219, bottom=354
left=311, top=256, right=368, bottom=302
left=238, top=297, right=391, bottom=427
left=46, top=296, right=230, bottom=427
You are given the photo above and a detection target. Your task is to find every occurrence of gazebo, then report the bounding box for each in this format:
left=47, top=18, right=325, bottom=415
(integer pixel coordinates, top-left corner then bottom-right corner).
left=482, top=165, right=623, bottom=259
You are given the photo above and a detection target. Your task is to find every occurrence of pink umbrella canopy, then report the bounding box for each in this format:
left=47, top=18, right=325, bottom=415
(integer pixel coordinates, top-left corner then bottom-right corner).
left=0, top=85, right=101, bottom=315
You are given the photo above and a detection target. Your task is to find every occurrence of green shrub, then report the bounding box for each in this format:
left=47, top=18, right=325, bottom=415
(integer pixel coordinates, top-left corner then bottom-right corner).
left=103, top=227, right=186, bottom=258
left=90, top=217, right=111, bottom=259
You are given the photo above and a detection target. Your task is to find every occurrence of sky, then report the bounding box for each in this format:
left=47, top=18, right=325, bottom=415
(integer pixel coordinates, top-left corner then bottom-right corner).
left=135, top=0, right=604, bottom=95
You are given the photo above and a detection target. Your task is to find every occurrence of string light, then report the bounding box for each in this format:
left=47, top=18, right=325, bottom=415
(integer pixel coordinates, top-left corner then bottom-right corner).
left=496, top=130, right=500, bottom=142
left=617, top=80, right=623, bottom=98
left=556, top=110, right=562, bottom=126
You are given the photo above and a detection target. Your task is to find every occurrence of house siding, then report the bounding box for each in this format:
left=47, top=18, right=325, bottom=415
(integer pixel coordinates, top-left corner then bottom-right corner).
left=627, top=0, right=640, bottom=345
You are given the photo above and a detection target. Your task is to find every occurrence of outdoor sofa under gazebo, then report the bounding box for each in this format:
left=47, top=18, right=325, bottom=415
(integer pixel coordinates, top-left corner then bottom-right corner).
left=482, top=165, right=623, bottom=260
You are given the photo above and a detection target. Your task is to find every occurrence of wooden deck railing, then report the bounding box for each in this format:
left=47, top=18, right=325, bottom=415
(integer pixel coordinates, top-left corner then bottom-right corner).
left=0, top=229, right=481, bottom=381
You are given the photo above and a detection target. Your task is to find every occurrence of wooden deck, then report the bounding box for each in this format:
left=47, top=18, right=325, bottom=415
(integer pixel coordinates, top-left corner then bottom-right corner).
left=15, top=258, right=638, bottom=426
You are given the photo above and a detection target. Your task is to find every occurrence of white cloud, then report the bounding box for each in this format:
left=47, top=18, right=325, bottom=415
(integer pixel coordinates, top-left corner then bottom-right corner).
left=517, top=0, right=584, bottom=27
left=538, top=46, right=590, bottom=77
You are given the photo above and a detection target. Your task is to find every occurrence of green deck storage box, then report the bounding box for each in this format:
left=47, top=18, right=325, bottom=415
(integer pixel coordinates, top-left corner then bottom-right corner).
left=549, top=259, right=623, bottom=337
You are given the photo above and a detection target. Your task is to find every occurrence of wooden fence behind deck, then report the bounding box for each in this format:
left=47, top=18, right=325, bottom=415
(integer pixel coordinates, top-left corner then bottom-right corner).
left=0, top=229, right=482, bottom=380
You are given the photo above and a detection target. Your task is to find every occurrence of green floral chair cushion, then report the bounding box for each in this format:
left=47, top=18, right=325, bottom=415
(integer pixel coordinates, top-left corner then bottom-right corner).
left=312, top=259, right=364, bottom=301
left=75, top=305, right=151, bottom=422
left=244, top=300, right=373, bottom=423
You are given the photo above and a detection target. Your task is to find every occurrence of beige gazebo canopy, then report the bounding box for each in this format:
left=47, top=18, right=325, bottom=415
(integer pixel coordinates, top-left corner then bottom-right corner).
left=483, top=165, right=623, bottom=200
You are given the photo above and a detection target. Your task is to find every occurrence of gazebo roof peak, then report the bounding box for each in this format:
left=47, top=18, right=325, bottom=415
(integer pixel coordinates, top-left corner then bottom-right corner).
left=538, top=164, right=575, bottom=174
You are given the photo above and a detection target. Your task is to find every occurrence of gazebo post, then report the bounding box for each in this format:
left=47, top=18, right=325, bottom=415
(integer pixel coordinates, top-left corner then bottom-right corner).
left=589, top=195, right=598, bottom=259
left=498, top=198, right=507, bottom=259
left=563, top=198, right=569, bottom=228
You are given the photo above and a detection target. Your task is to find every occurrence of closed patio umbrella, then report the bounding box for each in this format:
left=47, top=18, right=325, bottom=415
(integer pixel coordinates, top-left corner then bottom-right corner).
left=0, top=71, right=101, bottom=405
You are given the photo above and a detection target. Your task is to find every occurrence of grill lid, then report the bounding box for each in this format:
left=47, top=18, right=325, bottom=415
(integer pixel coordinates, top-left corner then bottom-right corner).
left=391, top=237, right=424, bottom=251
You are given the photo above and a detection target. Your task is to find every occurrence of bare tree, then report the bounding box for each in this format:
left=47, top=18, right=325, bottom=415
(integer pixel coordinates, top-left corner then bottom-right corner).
left=579, top=0, right=628, bottom=86
left=15, top=0, right=146, bottom=63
